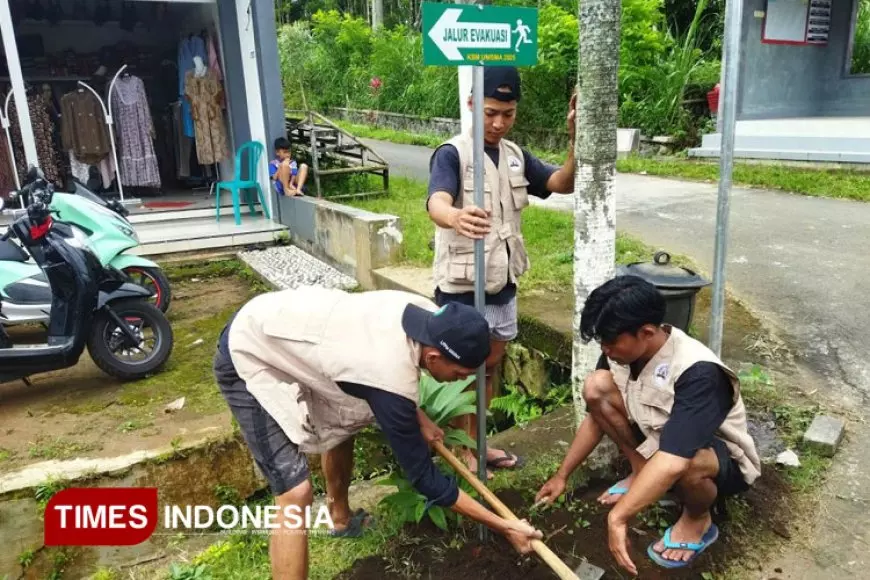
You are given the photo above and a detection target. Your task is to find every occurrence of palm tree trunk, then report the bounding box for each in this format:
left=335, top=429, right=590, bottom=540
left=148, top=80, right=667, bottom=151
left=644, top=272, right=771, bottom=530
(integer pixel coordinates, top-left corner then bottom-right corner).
left=572, top=0, right=621, bottom=427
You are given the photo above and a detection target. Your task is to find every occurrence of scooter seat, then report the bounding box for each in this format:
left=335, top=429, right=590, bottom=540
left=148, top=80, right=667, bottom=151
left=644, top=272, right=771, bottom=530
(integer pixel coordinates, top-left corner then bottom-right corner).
left=0, top=239, right=29, bottom=263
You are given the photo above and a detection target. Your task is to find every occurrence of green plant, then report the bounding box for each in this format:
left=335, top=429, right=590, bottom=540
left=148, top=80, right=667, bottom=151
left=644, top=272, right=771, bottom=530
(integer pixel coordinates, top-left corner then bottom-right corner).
left=490, top=384, right=544, bottom=427
left=18, top=549, right=35, bottom=569
left=378, top=472, right=453, bottom=530
left=48, top=548, right=72, bottom=580
left=91, top=568, right=118, bottom=580
left=852, top=0, right=870, bottom=74
left=638, top=503, right=672, bottom=533
left=168, top=563, right=212, bottom=580
left=377, top=374, right=482, bottom=530
left=214, top=484, right=242, bottom=507
left=417, top=374, right=477, bottom=448
left=35, top=477, right=69, bottom=512
left=378, top=469, right=475, bottom=531
left=619, top=0, right=713, bottom=139
left=490, top=383, right=572, bottom=428
left=737, top=364, right=778, bottom=409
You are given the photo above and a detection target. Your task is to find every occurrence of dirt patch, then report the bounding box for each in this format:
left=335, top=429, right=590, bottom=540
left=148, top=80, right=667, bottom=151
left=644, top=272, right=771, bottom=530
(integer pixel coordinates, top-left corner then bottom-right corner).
left=339, top=471, right=792, bottom=580
left=0, top=275, right=255, bottom=474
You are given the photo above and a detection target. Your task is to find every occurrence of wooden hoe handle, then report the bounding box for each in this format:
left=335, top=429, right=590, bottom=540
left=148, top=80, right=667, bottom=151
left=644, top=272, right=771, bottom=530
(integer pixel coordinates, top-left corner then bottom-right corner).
left=432, top=441, right=580, bottom=580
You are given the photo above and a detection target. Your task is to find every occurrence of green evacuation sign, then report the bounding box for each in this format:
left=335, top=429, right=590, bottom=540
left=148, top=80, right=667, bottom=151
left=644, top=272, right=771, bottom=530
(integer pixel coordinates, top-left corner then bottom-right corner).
left=422, top=3, right=538, bottom=67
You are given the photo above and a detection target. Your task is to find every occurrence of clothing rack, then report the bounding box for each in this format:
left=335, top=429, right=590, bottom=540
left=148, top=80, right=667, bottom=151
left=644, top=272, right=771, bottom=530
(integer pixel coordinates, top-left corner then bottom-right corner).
left=98, top=64, right=129, bottom=201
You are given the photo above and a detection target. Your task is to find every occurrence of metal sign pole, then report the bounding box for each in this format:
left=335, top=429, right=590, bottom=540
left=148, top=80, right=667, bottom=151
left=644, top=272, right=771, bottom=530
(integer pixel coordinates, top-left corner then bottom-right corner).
left=709, top=0, right=744, bottom=356
left=471, top=64, right=488, bottom=542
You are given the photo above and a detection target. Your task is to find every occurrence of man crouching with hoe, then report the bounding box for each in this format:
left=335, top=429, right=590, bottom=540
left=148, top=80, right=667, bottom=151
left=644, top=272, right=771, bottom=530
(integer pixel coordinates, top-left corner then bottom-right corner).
left=535, top=276, right=760, bottom=574
left=214, top=286, right=542, bottom=579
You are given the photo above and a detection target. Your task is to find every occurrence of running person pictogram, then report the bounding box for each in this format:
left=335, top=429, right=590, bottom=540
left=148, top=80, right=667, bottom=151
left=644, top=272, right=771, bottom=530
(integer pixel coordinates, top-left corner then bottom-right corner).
left=512, top=19, right=531, bottom=52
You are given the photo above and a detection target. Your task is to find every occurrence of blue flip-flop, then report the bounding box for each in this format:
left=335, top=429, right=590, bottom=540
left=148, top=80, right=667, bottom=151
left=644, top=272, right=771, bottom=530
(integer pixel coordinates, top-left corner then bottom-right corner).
left=647, top=524, right=719, bottom=569
left=605, top=483, right=629, bottom=496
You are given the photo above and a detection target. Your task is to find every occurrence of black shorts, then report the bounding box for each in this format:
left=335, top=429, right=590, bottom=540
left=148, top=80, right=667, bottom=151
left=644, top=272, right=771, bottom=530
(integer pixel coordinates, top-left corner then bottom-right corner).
left=213, top=348, right=310, bottom=496
left=631, top=423, right=749, bottom=497
left=710, top=437, right=750, bottom=497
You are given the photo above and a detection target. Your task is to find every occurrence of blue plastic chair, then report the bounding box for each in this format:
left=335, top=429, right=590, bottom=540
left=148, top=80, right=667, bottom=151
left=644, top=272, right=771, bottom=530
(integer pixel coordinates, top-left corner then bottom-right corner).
left=215, top=140, right=272, bottom=225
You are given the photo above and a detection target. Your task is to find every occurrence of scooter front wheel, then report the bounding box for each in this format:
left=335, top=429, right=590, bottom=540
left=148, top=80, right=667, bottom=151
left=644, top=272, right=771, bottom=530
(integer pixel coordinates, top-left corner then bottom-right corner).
left=87, top=299, right=174, bottom=380
left=121, top=266, right=172, bottom=313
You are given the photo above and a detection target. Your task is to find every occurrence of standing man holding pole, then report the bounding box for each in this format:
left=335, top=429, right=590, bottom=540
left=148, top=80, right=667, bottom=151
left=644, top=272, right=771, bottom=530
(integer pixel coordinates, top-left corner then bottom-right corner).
left=426, top=67, right=577, bottom=479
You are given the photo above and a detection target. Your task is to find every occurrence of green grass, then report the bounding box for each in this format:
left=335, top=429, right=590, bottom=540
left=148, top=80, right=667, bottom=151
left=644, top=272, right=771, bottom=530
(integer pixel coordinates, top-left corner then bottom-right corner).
left=28, top=436, right=101, bottom=460
left=334, top=118, right=870, bottom=202
left=334, top=120, right=445, bottom=149
left=168, top=504, right=405, bottom=580
left=346, top=176, right=686, bottom=294
left=58, top=260, right=266, bottom=422
left=617, top=156, right=870, bottom=202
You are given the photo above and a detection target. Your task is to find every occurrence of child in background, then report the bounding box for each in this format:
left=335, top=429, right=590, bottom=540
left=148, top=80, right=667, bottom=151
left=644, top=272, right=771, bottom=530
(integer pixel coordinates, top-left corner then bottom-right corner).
left=269, top=137, right=309, bottom=197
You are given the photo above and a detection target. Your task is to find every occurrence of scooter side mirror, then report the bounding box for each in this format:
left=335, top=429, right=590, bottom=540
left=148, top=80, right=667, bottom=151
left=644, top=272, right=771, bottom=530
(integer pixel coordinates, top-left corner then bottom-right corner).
left=24, top=166, right=43, bottom=183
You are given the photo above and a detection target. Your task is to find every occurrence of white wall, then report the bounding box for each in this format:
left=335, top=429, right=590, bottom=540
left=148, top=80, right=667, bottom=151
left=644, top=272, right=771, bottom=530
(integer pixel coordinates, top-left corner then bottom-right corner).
left=235, top=0, right=272, bottom=218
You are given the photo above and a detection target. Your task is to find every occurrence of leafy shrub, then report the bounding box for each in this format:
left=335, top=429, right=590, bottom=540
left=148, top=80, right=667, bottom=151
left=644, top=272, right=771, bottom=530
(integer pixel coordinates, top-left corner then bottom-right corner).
left=378, top=375, right=478, bottom=530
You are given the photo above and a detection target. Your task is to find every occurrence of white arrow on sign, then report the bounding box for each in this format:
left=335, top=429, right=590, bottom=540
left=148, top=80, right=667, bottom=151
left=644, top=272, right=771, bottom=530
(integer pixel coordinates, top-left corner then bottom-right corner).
left=427, top=8, right=512, bottom=61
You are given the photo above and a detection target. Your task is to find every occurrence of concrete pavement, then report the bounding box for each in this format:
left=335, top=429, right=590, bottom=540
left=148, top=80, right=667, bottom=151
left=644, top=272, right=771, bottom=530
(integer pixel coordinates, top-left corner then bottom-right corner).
left=363, top=137, right=870, bottom=404
left=362, top=137, right=870, bottom=578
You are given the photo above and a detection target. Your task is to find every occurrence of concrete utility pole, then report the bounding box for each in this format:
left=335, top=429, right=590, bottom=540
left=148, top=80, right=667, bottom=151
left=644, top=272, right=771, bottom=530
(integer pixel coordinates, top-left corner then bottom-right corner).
left=372, top=0, right=384, bottom=30
left=572, top=0, right=621, bottom=426
left=0, top=0, right=39, bottom=170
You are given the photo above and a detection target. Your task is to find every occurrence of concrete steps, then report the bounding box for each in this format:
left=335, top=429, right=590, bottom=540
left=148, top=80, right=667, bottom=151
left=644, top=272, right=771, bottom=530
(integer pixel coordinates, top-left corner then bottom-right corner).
left=689, top=117, right=870, bottom=163
left=128, top=204, right=265, bottom=225
left=130, top=213, right=285, bottom=257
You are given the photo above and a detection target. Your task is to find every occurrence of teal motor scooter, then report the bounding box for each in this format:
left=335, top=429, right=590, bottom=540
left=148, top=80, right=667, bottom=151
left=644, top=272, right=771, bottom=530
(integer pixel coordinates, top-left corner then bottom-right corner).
left=1, top=179, right=171, bottom=327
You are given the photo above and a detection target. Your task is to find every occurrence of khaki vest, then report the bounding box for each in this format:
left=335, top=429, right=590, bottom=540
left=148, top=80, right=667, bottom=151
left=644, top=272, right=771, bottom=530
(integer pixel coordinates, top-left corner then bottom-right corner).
left=608, top=326, right=762, bottom=486
left=432, top=133, right=531, bottom=294
left=227, top=288, right=433, bottom=453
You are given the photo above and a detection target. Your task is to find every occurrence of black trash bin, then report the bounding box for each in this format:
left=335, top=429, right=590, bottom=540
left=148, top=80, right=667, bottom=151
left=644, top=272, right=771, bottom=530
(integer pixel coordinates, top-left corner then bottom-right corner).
left=616, top=251, right=710, bottom=333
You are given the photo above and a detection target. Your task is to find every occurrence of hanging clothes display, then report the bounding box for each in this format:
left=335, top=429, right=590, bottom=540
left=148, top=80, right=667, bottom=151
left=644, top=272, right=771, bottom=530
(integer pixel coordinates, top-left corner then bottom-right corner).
left=184, top=69, right=228, bottom=166
left=0, top=129, right=16, bottom=194
left=60, top=89, right=111, bottom=164
left=177, top=35, right=207, bottom=139
left=207, top=32, right=223, bottom=81
left=69, top=153, right=91, bottom=184
left=8, top=91, right=61, bottom=185
left=111, top=75, right=161, bottom=188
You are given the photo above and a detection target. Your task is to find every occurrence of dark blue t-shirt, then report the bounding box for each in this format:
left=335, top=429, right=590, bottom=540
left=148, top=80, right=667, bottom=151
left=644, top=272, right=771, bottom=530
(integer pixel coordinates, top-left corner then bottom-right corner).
left=427, top=143, right=558, bottom=306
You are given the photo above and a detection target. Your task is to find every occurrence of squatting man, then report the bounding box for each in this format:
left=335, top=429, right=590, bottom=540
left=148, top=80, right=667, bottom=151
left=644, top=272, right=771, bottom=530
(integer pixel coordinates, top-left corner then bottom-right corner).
left=535, top=276, right=761, bottom=573
left=214, top=287, right=543, bottom=580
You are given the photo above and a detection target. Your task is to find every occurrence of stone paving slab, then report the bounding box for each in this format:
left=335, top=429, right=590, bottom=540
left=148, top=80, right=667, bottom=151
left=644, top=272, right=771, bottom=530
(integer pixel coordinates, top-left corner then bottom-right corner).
left=239, top=246, right=358, bottom=291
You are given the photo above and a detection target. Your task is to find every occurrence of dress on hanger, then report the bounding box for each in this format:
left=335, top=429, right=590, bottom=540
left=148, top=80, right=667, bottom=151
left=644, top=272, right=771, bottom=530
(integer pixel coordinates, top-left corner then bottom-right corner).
left=0, top=127, right=17, bottom=194
left=9, top=93, right=61, bottom=185
left=111, top=75, right=161, bottom=188
left=60, top=90, right=110, bottom=164
left=184, top=70, right=228, bottom=166
left=207, top=33, right=223, bottom=81
left=177, top=35, right=207, bottom=139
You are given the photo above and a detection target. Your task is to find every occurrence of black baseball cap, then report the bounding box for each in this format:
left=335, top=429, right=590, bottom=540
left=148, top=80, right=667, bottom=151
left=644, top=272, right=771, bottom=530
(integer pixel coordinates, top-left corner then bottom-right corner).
left=482, top=66, right=521, bottom=102
left=402, top=302, right=491, bottom=369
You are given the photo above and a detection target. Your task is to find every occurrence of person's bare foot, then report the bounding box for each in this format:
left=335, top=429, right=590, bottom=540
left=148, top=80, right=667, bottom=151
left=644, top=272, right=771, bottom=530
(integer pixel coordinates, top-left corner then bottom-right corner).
left=461, top=448, right=493, bottom=480
left=652, top=510, right=713, bottom=563
left=486, top=446, right=520, bottom=469
left=597, top=473, right=635, bottom=505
